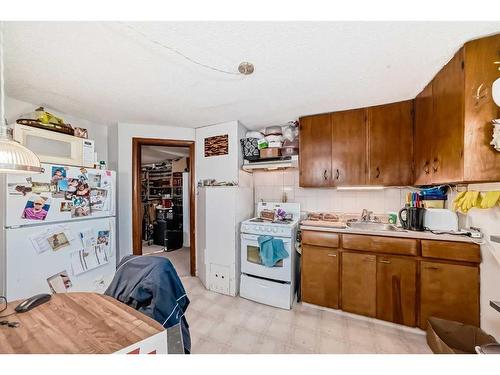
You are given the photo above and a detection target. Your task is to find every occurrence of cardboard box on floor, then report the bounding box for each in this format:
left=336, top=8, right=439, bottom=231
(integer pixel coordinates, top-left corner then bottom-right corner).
left=426, top=317, right=497, bottom=354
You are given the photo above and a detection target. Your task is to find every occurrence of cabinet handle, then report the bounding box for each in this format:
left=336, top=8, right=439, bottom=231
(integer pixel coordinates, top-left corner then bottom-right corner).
left=423, top=161, right=430, bottom=175
left=375, top=167, right=380, bottom=179
left=323, top=169, right=328, bottom=181
left=473, top=83, right=488, bottom=106
left=363, top=257, right=375, bottom=262
left=335, top=169, right=340, bottom=180
left=432, top=157, right=439, bottom=173
left=378, top=260, right=391, bottom=264
left=424, top=266, right=440, bottom=270
left=327, top=253, right=337, bottom=257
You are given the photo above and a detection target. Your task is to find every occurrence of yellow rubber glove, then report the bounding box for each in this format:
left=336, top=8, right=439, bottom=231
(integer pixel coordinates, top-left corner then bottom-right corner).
left=458, top=191, right=481, bottom=213
left=473, top=191, right=482, bottom=209
left=480, top=191, right=500, bottom=209
left=453, top=191, right=467, bottom=211
left=461, top=192, right=471, bottom=212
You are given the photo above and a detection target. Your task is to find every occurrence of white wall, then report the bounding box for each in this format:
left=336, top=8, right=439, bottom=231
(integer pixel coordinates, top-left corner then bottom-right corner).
left=5, top=96, right=109, bottom=163
left=195, top=120, right=247, bottom=184
left=115, top=122, right=195, bottom=259
left=253, top=169, right=413, bottom=217
left=107, top=123, right=119, bottom=171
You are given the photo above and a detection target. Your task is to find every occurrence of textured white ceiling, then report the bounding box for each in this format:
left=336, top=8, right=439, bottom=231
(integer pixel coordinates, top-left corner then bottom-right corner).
left=4, top=22, right=500, bottom=130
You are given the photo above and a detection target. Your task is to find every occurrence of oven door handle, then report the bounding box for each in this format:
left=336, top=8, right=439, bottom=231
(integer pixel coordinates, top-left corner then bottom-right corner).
left=241, top=234, right=291, bottom=244
left=241, top=234, right=259, bottom=241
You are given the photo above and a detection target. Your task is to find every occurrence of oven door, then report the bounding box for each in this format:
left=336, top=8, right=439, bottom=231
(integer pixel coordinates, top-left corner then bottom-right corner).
left=241, top=233, right=292, bottom=282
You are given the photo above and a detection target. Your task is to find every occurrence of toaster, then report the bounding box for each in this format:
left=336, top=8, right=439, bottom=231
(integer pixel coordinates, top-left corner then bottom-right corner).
left=423, top=208, right=459, bottom=231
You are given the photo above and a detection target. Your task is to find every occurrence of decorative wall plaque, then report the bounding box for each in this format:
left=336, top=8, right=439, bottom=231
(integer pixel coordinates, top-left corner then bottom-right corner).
left=204, top=134, right=229, bottom=157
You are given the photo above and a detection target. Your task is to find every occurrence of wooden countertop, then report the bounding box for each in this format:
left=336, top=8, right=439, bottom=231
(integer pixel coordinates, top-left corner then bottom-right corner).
left=0, top=293, right=165, bottom=354
left=300, top=224, right=476, bottom=243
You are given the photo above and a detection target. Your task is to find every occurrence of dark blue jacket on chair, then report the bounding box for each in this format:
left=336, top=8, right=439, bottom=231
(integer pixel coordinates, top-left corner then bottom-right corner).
left=104, top=255, right=191, bottom=353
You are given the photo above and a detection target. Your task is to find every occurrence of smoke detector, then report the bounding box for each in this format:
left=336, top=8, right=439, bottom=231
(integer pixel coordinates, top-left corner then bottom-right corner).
left=238, top=62, right=255, bottom=75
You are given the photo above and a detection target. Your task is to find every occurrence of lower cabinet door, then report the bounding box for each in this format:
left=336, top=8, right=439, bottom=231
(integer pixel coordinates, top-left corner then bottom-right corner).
left=301, top=245, right=339, bottom=309
left=420, top=261, right=479, bottom=329
left=376, top=256, right=417, bottom=327
left=341, top=252, right=376, bottom=317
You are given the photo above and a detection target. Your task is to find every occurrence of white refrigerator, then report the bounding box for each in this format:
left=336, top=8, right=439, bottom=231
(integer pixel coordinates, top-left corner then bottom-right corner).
left=0, top=163, right=116, bottom=300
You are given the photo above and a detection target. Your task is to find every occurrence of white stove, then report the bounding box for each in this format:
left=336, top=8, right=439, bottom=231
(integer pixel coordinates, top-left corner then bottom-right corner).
left=239, top=202, right=300, bottom=310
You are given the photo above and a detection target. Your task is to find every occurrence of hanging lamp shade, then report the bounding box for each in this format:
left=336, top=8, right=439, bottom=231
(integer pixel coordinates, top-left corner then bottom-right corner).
left=0, top=21, right=43, bottom=174
left=0, top=129, right=43, bottom=174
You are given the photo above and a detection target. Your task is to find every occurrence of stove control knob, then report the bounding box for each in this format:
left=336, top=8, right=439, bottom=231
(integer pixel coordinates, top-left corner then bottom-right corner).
left=272, top=228, right=278, bottom=233
left=266, top=227, right=271, bottom=232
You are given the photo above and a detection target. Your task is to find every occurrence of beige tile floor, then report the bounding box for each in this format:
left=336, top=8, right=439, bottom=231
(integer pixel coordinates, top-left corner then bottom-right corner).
left=143, top=245, right=191, bottom=276
left=182, top=276, right=432, bottom=354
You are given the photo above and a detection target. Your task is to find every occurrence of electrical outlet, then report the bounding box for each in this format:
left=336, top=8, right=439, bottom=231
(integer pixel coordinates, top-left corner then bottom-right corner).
left=209, top=264, right=230, bottom=295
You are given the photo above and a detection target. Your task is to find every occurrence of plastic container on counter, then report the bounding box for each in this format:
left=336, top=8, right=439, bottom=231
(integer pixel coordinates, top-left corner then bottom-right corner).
left=422, top=196, right=447, bottom=209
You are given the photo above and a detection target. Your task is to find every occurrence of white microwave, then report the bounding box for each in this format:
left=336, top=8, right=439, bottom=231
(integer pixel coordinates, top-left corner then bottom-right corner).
left=13, top=124, right=95, bottom=168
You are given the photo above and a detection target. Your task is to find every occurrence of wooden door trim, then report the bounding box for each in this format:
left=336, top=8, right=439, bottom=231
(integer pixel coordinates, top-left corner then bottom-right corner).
left=132, top=137, right=196, bottom=276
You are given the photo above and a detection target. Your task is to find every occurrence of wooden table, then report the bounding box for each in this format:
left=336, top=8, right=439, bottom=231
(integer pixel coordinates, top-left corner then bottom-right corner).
left=0, top=293, right=167, bottom=354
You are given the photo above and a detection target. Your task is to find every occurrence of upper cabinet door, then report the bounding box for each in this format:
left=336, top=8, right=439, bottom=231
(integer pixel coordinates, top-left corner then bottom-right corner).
left=414, top=82, right=434, bottom=186
left=463, top=34, right=500, bottom=182
left=432, top=49, right=465, bottom=184
left=330, top=109, right=367, bottom=185
left=368, top=100, right=414, bottom=186
left=299, top=114, right=332, bottom=187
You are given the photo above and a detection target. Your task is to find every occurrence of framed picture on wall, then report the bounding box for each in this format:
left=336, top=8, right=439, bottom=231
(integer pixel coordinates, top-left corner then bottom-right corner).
left=204, top=134, right=229, bottom=157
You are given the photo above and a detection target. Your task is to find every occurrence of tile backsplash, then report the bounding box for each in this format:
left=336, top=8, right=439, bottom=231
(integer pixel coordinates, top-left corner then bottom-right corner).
left=253, top=169, right=415, bottom=216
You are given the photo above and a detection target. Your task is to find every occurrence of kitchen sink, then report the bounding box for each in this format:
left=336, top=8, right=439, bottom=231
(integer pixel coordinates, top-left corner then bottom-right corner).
left=346, top=221, right=402, bottom=232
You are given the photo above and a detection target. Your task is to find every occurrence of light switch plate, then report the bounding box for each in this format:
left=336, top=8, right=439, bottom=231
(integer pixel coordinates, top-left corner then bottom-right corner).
left=491, top=235, right=500, bottom=244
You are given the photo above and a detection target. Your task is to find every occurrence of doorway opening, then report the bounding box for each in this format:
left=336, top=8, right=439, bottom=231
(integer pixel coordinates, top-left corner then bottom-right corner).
left=132, top=138, right=196, bottom=277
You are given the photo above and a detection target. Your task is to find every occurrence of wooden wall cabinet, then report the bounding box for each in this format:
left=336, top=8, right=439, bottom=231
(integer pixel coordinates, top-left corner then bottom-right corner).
left=463, top=34, right=500, bottom=182
left=299, top=100, right=413, bottom=187
left=368, top=100, right=414, bottom=186
left=420, top=261, right=479, bottom=329
left=301, top=245, right=340, bottom=309
left=299, top=34, right=499, bottom=186
left=330, top=109, right=367, bottom=185
left=341, top=252, right=377, bottom=317
left=430, top=49, right=465, bottom=184
left=376, top=256, right=417, bottom=327
left=414, top=82, right=434, bottom=185
left=414, top=34, right=500, bottom=185
left=299, top=114, right=332, bottom=187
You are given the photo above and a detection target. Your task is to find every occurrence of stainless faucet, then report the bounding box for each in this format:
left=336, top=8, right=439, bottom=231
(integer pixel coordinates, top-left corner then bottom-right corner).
left=360, top=209, right=374, bottom=222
